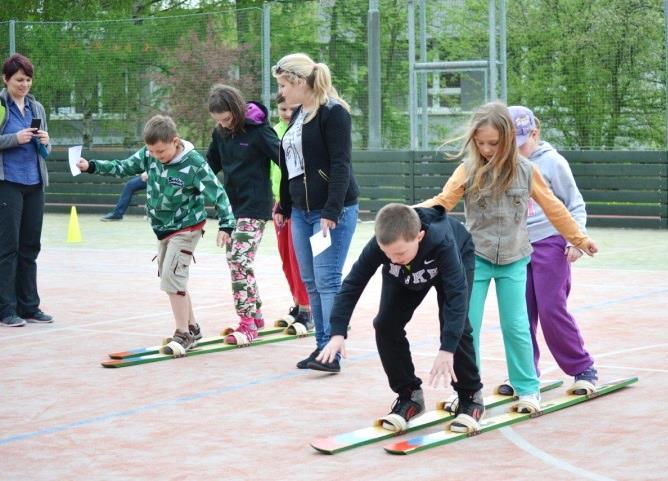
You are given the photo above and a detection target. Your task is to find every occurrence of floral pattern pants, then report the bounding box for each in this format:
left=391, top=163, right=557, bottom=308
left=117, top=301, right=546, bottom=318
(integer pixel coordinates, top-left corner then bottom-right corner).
left=226, top=217, right=266, bottom=320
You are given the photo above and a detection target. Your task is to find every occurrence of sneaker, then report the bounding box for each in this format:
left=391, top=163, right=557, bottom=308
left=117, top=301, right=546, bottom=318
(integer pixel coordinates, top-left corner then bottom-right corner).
left=275, top=305, right=299, bottom=328
left=495, top=380, right=514, bottom=396
left=296, top=348, right=320, bottom=369
left=285, top=311, right=314, bottom=335
left=450, top=390, right=485, bottom=433
left=378, top=388, right=425, bottom=432
left=100, top=212, right=122, bottom=221
left=189, top=323, right=202, bottom=342
left=225, top=317, right=258, bottom=345
left=569, top=366, right=598, bottom=395
left=253, top=310, right=265, bottom=330
left=162, top=330, right=194, bottom=357
left=23, top=310, right=53, bottom=324
left=0, top=314, right=26, bottom=327
left=306, top=357, right=340, bottom=373
left=513, top=392, right=541, bottom=414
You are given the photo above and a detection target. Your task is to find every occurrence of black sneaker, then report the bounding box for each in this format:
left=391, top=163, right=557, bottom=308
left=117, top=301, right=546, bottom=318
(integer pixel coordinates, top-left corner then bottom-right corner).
left=307, top=357, right=340, bottom=373
left=23, top=310, right=53, bottom=324
left=286, top=311, right=314, bottom=335
left=450, top=390, right=485, bottom=433
left=100, top=212, right=122, bottom=221
left=570, top=366, right=598, bottom=395
left=275, top=305, right=300, bottom=328
left=380, top=388, right=425, bottom=431
left=162, top=330, right=194, bottom=357
left=1, top=314, right=26, bottom=327
left=296, top=348, right=320, bottom=369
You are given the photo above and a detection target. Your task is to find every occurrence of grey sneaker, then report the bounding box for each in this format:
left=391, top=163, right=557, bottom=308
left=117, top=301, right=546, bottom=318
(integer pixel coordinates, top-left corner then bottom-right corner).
left=570, top=366, right=598, bottom=395
left=100, top=212, right=122, bottom=221
left=495, top=380, right=514, bottom=396
left=23, top=310, right=53, bottom=324
left=189, top=322, right=202, bottom=342
left=162, top=330, right=194, bottom=357
left=1, top=314, right=26, bottom=327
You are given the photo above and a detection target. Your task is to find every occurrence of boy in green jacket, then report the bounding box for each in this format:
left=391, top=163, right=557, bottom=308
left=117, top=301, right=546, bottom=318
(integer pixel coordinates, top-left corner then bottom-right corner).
left=77, top=114, right=235, bottom=356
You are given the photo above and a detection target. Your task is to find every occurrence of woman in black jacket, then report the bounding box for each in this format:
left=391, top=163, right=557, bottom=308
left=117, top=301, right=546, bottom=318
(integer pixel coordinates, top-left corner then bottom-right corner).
left=272, top=53, right=359, bottom=372
left=206, top=84, right=280, bottom=345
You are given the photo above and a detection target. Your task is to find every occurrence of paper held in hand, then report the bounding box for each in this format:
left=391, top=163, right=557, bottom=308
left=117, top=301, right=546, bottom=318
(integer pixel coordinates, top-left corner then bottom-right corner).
left=310, top=230, right=331, bottom=257
left=68, top=145, right=82, bottom=176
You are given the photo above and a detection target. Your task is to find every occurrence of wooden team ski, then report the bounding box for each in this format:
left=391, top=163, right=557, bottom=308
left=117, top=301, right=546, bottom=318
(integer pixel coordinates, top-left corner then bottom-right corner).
left=310, top=379, right=564, bottom=454
left=107, top=326, right=284, bottom=360
left=383, top=377, right=638, bottom=455
left=101, top=329, right=312, bottom=368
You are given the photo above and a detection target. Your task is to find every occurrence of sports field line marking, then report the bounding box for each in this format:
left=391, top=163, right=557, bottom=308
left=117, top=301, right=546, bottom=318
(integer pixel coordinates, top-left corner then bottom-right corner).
left=596, top=364, right=668, bottom=374
left=0, top=292, right=291, bottom=346
left=500, top=427, right=615, bottom=481
left=0, top=349, right=380, bottom=447
left=69, top=327, right=159, bottom=338
left=500, top=343, right=656, bottom=478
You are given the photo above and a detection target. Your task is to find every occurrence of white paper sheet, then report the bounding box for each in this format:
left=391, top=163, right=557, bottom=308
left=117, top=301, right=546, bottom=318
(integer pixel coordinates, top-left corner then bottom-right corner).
left=68, top=145, right=82, bottom=176
left=310, top=230, right=332, bottom=257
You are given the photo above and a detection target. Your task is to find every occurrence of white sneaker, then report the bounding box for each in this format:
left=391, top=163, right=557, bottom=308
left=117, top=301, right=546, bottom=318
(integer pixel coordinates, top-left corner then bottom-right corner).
left=512, top=392, right=541, bottom=414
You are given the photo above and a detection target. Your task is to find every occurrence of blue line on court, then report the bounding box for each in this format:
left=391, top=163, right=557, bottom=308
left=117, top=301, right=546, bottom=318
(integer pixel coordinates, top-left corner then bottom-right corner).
left=0, top=350, right=381, bottom=447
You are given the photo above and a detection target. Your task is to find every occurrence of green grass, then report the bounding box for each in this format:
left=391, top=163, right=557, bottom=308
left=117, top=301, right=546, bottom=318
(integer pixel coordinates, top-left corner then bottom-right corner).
left=42, top=213, right=668, bottom=271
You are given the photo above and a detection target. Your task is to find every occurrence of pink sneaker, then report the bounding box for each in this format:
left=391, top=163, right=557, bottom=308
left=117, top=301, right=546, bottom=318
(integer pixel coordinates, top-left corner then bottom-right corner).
left=253, top=310, right=265, bottom=329
left=225, top=317, right=258, bottom=346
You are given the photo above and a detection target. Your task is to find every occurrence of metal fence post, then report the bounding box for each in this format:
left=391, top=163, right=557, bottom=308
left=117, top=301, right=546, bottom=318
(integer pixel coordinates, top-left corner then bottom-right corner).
left=262, top=3, right=271, bottom=115
left=419, top=0, right=428, bottom=150
left=368, top=0, right=381, bottom=150
left=9, top=20, right=16, bottom=56
left=499, top=0, right=507, bottom=102
left=408, top=0, right=418, bottom=151
left=488, top=0, right=497, bottom=100
left=664, top=0, right=668, bottom=150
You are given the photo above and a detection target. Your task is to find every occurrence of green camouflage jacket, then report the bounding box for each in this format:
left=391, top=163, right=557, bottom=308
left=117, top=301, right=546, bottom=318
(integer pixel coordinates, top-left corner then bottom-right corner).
left=90, top=140, right=234, bottom=239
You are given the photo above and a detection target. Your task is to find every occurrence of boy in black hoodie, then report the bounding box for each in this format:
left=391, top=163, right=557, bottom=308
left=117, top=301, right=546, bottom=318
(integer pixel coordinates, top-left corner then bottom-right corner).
left=315, top=203, right=484, bottom=432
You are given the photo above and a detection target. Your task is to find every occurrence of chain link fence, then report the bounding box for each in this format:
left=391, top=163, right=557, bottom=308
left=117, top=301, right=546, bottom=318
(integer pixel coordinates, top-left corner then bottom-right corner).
left=1, top=0, right=666, bottom=150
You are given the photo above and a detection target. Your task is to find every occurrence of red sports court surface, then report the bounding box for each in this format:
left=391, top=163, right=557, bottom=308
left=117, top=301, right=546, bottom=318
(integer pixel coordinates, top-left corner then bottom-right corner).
left=1, top=214, right=666, bottom=481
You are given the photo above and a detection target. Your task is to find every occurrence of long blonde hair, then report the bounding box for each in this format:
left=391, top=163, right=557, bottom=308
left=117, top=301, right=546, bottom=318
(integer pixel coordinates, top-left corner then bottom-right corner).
left=449, top=101, right=519, bottom=201
left=271, top=53, right=350, bottom=123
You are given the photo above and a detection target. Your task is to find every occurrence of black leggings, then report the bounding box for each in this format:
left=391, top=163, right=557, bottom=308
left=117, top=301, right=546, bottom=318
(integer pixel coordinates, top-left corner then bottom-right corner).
left=373, top=269, right=482, bottom=396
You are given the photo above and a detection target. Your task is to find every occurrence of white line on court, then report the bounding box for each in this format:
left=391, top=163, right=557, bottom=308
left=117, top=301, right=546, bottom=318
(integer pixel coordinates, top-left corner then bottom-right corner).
left=500, top=428, right=616, bottom=481
left=595, top=364, right=668, bottom=374
left=70, top=327, right=159, bottom=338
left=0, top=292, right=292, bottom=348
left=497, top=342, right=665, bottom=479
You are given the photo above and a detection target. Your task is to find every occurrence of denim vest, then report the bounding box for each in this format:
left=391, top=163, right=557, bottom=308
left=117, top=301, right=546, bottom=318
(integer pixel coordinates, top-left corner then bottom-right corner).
left=463, top=156, right=534, bottom=265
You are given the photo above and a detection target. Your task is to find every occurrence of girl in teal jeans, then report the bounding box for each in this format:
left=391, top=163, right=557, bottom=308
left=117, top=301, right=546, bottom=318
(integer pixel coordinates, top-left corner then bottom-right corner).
left=420, top=102, right=598, bottom=413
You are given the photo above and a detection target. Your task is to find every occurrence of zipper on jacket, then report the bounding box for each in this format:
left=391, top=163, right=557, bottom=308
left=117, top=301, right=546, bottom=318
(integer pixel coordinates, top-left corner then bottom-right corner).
left=303, top=170, right=310, bottom=212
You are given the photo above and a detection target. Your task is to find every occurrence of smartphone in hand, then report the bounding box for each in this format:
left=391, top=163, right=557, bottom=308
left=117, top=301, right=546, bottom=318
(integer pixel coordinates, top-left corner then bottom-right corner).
left=30, top=118, right=42, bottom=130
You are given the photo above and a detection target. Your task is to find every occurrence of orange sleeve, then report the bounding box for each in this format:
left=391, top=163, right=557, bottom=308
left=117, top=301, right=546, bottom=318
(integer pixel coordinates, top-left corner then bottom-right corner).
left=530, top=166, right=589, bottom=248
left=416, top=163, right=467, bottom=211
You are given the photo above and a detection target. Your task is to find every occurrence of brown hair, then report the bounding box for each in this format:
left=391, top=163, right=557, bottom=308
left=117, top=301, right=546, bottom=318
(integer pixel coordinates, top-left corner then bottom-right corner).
left=143, top=114, right=178, bottom=144
left=374, top=203, right=421, bottom=246
left=208, top=84, right=246, bottom=134
left=2, top=53, right=34, bottom=79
